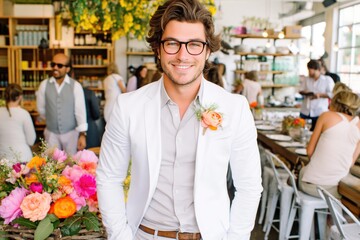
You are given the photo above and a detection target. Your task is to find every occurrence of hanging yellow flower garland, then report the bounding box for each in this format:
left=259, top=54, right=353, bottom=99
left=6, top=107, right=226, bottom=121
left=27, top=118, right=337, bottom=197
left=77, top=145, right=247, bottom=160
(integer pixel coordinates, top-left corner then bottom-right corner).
left=63, top=0, right=216, bottom=41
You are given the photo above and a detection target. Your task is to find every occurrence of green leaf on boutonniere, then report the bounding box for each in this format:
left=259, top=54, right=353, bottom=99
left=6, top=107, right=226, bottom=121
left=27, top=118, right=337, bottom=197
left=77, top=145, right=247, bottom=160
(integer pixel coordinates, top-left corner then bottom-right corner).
left=34, top=216, right=54, bottom=240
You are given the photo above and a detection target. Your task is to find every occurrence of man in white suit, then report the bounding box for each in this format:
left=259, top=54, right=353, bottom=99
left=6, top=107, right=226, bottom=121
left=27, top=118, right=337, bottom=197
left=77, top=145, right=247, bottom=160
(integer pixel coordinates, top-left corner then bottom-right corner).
left=96, top=0, right=262, bottom=239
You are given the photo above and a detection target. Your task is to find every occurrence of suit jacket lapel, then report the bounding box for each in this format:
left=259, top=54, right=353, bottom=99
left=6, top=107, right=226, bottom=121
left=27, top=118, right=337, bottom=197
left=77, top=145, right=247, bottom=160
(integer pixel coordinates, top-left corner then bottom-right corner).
left=144, top=81, right=162, bottom=193
left=194, top=81, right=213, bottom=188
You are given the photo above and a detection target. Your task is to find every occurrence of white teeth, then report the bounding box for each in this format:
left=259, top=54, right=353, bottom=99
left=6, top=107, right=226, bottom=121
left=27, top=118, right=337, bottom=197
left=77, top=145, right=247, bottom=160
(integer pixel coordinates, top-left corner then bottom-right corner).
left=176, top=65, right=190, bottom=69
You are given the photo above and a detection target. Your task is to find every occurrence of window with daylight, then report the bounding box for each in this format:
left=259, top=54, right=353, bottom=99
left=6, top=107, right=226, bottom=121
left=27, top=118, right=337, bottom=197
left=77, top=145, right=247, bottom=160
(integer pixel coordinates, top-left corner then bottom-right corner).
left=337, top=3, right=360, bottom=92
left=298, top=22, right=326, bottom=76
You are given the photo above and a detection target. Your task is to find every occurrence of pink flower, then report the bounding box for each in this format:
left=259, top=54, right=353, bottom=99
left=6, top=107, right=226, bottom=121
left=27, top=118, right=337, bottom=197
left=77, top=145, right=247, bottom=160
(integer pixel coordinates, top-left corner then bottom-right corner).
left=69, top=191, right=86, bottom=211
left=74, top=174, right=96, bottom=198
left=52, top=148, right=67, bottom=163
left=0, top=187, right=29, bottom=224
left=62, top=165, right=85, bottom=182
left=20, top=192, right=52, bottom=222
left=51, top=190, right=63, bottom=202
left=73, top=150, right=98, bottom=164
left=29, top=182, right=43, bottom=193
left=87, top=194, right=98, bottom=213
left=79, top=162, right=97, bottom=175
left=7, top=164, right=30, bottom=184
left=13, top=163, right=22, bottom=173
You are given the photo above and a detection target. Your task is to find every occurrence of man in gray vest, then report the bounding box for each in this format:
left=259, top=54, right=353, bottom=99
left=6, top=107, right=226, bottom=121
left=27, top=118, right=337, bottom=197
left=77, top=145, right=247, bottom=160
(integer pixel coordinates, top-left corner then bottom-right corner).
left=36, top=53, right=87, bottom=155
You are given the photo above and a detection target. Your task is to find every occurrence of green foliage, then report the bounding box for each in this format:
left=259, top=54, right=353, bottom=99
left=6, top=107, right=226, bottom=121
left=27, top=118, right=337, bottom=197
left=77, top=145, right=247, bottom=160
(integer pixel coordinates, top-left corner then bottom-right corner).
left=12, top=217, right=38, bottom=229
left=34, top=216, right=54, bottom=240
left=83, top=212, right=100, bottom=231
left=61, top=216, right=82, bottom=236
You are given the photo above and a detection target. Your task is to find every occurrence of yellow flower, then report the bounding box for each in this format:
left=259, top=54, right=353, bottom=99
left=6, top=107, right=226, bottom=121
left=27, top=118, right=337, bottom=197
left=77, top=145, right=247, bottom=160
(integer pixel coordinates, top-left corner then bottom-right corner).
left=27, top=156, right=46, bottom=170
left=64, top=0, right=216, bottom=40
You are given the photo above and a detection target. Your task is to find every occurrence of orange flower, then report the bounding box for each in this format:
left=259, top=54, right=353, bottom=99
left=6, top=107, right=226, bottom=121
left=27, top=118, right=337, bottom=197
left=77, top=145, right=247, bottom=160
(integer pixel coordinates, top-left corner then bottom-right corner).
left=27, top=156, right=46, bottom=170
left=58, top=176, right=73, bottom=194
left=53, top=196, right=77, bottom=219
left=249, top=101, right=258, bottom=108
left=25, top=174, right=39, bottom=185
left=293, top=118, right=305, bottom=128
left=48, top=203, right=55, bottom=214
left=201, top=110, right=223, bottom=131
left=58, top=176, right=71, bottom=186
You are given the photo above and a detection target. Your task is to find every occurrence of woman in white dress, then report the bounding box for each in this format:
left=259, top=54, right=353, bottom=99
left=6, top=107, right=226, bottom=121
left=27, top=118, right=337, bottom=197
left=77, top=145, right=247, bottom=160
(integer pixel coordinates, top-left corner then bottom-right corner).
left=299, top=90, right=360, bottom=198
left=103, top=63, right=127, bottom=122
left=0, top=84, right=36, bottom=162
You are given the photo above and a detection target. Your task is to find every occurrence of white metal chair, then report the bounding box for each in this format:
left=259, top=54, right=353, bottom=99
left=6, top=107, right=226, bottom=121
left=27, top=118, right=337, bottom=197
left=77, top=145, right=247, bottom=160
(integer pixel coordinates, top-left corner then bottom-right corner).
left=279, top=157, right=329, bottom=240
left=317, top=186, right=360, bottom=240
left=258, top=145, right=290, bottom=227
left=263, top=149, right=294, bottom=240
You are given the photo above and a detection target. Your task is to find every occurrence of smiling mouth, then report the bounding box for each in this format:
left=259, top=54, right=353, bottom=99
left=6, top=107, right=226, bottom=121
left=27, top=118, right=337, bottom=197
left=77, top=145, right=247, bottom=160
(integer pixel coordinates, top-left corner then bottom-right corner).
left=174, top=64, right=191, bottom=70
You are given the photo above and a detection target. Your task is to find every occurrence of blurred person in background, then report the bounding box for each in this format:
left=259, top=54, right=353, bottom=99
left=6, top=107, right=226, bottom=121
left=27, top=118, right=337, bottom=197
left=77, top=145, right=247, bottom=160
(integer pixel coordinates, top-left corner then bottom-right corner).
left=319, top=57, right=340, bottom=84
left=299, top=59, right=334, bottom=131
left=240, top=70, right=262, bottom=105
left=83, top=87, right=101, bottom=148
left=126, top=65, right=148, bottom=92
left=204, top=64, right=224, bottom=88
left=36, top=53, right=87, bottom=155
left=0, top=84, right=36, bottom=162
left=332, top=82, right=351, bottom=96
left=299, top=90, right=360, bottom=199
left=103, top=63, right=126, bottom=122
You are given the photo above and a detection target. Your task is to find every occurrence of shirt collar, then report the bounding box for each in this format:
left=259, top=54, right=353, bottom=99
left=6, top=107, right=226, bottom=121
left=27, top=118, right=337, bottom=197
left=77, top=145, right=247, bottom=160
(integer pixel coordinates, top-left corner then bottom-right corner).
left=49, top=74, right=70, bottom=85
left=160, top=78, right=204, bottom=108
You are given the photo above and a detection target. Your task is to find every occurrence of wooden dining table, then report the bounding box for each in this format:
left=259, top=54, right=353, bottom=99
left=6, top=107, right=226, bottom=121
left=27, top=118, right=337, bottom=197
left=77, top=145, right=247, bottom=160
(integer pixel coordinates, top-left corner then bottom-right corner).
left=257, top=130, right=309, bottom=168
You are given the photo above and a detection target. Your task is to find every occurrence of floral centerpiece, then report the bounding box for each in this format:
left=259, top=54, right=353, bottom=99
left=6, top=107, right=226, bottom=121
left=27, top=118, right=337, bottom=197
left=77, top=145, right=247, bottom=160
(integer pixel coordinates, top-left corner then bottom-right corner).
left=62, top=0, right=216, bottom=40
left=0, top=143, right=105, bottom=240
left=281, top=116, right=305, bottom=135
left=249, top=101, right=264, bottom=120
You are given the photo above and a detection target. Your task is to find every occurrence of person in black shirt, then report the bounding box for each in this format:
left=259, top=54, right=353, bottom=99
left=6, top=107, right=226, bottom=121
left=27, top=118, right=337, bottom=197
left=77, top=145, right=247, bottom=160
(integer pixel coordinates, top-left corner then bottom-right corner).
left=319, top=58, right=340, bottom=83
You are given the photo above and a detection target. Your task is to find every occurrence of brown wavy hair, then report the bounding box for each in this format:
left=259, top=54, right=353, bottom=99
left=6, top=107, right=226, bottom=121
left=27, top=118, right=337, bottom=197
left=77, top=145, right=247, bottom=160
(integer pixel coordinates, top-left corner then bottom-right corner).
left=331, top=91, right=360, bottom=116
left=5, top=83, right=23, bottom=117
left=146, top=0, right=221, bottom=73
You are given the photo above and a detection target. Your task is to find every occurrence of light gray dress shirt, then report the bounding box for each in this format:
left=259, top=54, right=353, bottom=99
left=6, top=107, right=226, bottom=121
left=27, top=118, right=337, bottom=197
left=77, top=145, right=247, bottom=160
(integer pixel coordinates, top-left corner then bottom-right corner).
left=141, top=83, right=203, bottom=233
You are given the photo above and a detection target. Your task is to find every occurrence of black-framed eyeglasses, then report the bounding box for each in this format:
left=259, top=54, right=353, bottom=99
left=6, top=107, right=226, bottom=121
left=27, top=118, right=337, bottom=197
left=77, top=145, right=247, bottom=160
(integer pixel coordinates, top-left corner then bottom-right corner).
left=160, top=40, right=207, bottom=55
left=50, top=62, right=68, bottom=68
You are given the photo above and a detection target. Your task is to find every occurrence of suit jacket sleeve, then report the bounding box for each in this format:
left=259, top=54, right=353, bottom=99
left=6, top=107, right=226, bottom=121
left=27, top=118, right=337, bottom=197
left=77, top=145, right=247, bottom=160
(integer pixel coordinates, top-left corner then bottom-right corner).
left=227, top=96, right=263, bottom=240
left=96, top=96, right=133, bottom=239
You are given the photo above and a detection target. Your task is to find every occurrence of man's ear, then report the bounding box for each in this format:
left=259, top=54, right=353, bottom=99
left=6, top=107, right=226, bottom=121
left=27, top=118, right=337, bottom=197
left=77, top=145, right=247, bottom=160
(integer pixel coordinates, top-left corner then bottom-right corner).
left=205, top=49, right=210, bottom=60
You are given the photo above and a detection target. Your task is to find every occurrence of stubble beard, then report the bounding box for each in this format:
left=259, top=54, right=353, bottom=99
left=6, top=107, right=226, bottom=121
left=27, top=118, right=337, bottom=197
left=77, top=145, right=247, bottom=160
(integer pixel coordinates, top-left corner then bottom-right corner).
left=162, top=61, right=204, bottom=87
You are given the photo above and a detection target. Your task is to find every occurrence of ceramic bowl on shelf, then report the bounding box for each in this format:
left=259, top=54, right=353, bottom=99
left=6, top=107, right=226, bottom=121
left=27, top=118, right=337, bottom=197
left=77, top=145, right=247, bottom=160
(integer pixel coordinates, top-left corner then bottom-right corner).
left=265, top=46, right=276, bottom=54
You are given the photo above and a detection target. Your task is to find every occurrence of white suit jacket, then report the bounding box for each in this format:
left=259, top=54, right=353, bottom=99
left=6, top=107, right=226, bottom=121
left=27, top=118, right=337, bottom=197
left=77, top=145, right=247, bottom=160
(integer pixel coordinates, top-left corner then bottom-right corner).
left=96, top=78, right=262, bottom=240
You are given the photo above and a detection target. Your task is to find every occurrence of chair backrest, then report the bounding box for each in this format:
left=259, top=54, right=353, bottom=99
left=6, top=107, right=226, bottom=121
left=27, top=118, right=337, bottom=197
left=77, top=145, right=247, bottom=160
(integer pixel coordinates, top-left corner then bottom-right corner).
left=317, top=186, right=360, bottom=239
left=264, top=149, right=301, bottom=202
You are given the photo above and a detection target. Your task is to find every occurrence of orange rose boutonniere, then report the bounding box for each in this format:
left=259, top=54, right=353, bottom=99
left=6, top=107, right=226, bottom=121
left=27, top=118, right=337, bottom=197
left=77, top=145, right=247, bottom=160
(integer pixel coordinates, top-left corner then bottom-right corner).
left=195, top=103, right=223, bottom=135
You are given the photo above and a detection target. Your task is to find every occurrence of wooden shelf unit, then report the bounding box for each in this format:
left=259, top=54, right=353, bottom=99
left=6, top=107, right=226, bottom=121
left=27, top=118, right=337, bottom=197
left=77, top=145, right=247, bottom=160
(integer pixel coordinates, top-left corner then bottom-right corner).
left=232, top=34, right=301, bottom=94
